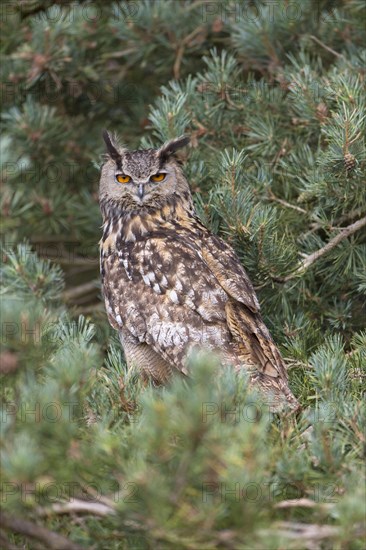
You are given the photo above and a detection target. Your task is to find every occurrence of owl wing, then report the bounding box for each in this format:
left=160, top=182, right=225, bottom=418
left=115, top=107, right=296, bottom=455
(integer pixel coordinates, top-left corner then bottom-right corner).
left=201, top=232, right=260, bottom=313
left=199, top=229, right=288, bottom=380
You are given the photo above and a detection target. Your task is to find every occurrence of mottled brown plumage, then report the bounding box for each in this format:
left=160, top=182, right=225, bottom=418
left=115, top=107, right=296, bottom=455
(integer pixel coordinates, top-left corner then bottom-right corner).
left=99, top=133, right=299, bottom=412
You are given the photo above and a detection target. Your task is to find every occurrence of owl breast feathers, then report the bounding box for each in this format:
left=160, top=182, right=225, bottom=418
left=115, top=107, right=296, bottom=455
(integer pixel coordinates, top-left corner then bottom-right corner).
left=99, top=133, right=299, bottom=412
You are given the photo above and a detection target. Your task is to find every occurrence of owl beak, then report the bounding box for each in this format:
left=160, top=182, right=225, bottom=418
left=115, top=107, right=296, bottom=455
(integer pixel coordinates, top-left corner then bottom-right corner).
left=137, top=183, right=145, bottom=200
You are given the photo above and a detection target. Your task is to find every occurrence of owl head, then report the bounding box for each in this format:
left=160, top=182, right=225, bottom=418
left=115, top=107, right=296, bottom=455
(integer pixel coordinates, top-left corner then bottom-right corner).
left=99, top=131, right=191, bottom=213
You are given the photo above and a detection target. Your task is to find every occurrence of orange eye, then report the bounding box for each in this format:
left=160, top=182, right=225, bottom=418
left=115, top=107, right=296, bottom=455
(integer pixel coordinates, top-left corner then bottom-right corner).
left=150, top=173, right=166, bottom=183
left=116, top=174, right=131, bottom=184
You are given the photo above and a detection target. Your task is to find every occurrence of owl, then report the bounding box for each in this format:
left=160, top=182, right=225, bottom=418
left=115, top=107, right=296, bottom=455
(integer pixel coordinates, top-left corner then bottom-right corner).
left=99, top=132, right=299, bottom=412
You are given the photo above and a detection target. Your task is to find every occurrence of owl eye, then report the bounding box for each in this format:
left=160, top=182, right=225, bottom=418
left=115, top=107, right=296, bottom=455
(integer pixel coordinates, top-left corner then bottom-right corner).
left=116, top=174, right=131, bottom=184
left=150, top=173, right=166, bottom=183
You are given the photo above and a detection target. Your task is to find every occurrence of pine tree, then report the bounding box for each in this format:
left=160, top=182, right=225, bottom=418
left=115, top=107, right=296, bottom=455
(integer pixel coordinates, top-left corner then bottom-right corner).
left=1, top=1, right=365, bottom=548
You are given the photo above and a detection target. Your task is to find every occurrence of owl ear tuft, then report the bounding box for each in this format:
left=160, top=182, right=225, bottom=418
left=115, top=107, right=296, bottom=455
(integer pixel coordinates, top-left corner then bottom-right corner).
left=157, top=136, right=190, bottom=162
left=102, top=130, right=121, bottom=162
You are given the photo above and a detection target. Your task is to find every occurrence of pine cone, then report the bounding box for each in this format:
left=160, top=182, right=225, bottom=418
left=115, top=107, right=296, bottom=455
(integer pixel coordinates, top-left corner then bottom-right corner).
left=344, top=152, right=356, bottom=171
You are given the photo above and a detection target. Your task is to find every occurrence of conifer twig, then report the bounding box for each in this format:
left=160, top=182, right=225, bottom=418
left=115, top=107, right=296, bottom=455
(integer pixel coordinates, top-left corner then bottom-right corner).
left=37, top=499, right=116, bottom=517
left=309, top=35, right=354, bottom=69
left=303, top=207, right=365, bottom=237
left=297, top=216, right=366, bottom=270
left=276, top=216, right=366, bottom=282
left=74, top=303, right=105, bottom=315
left=173, top=25, right=205, bottom=78
left=1, top=513, right=83, bottom=550
left=273, top=521, right=340, bottom=541
left=267, top=190, right=307, bottom=214
left=274, top=498, right=334, bottom=510
left=309, top=35, right=344, bottom=59
left=63, top=279, right=100, bottom=302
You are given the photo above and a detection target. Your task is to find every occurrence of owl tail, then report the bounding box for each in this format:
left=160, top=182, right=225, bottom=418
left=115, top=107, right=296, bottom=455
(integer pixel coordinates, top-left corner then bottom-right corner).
left=250, top=371, right=300, bottom=413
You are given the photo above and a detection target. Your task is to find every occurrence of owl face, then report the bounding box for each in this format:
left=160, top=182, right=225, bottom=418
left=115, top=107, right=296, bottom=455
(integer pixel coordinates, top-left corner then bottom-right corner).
left=101, top=150, right=179, bottom=206
left=100, top=133, right=190, bottom=210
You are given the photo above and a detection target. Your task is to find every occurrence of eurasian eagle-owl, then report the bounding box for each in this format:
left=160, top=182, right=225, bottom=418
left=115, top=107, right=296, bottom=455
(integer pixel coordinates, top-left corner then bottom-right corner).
left=99, top=132, right=299, bottom=412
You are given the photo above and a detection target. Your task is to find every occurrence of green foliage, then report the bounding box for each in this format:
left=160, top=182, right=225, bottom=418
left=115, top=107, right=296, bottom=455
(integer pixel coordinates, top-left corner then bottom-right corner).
left=1, top=0, right=365, bottom=548
left=1, top=243, right=64, bottom=304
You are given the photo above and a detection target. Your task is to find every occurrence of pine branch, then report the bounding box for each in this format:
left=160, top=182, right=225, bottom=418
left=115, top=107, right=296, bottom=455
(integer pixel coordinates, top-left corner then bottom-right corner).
left=1, top=513, right=84, bottom=550
left=272, top=521, right=340, bottom=542
left=63, top=280, right=100, bottom=302
left=173, top=26, right=205, bottom=79
left=302, top=208, right=365, bottom=238
left=267, top=189, right=307, bottom=214
left=299, top=215, right=366, bottom=271
left=274, top=498, right=334, bottom=510
left=37, top=499, right=116, bottom=518
left=309, top=35, right=344, bottom=59
left=74, top=303, right=105, bottom=315
left=275, top=216, right=366, bottom=282
left=271, top=521, right=365, bottom=544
